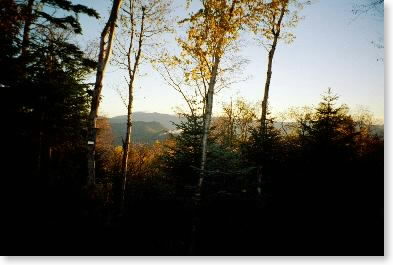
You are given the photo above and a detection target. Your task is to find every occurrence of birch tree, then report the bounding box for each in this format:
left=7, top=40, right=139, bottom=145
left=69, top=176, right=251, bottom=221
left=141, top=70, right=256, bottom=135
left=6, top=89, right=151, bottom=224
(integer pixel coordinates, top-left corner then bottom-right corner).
left=174, top=0, right=256, bottom=198
left=250, top=0, right=307, bottom=196
left=87, top=0, right=123, bottom=186
left=112, top=0, right=173, bottom=206
left=253, top=0, right=305, bottom=136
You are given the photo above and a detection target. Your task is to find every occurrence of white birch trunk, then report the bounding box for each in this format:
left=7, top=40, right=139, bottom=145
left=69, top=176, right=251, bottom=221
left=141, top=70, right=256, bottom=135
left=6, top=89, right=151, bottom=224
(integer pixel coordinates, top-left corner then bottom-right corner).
left=120, top=4, right=145, bottom=210
left=197, top=56, right=220, bottom=198
left=87, top=0, right=123, bottom=186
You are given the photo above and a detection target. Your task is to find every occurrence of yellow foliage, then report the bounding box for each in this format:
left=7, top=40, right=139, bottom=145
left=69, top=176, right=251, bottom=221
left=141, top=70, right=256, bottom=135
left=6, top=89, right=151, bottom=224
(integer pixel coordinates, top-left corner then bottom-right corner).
left=114, top=146, right=123, bottom=155
left=178, top=0, right=258, bottom=84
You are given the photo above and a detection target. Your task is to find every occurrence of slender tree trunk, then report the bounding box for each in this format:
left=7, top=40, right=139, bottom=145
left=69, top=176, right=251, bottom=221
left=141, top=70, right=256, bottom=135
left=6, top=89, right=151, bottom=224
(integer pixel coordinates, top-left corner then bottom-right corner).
left=21, top=0, right=35, bottom=59
left=120, top=5, right=145, bottom=209
left=197, top=56, right=220, bottom=198
left=260, top=2, right=287, bottom=135
left=260, top=35, right=278, bottom=136
left=190, top=2, right=238, bottom=253
left=258, top=37, right=277, bottom=198
left=258, top=3, right=286, bottom=196
left=87, top=0, right=123, bottom=186
left=196, top=0, right=237, bottom=198
left=120, top=88, right=133, bottom=206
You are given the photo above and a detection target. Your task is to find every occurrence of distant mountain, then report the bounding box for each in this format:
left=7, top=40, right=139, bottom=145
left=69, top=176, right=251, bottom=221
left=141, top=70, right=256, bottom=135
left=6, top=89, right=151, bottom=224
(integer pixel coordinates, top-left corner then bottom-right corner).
left=110, top=112, right=182, bottom=130
left=108, top=112, right=384, bottom=146
left=109, top=120, right=169, bottom=146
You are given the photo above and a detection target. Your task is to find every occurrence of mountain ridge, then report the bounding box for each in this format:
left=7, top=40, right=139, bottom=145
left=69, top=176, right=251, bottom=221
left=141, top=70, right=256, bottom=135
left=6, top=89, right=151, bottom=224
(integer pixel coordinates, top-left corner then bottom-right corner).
left=109, top=120, right=169, bottom=146
left=107, top=112, right=384, bottom=146
left=110, top=111, right=182, bottom=130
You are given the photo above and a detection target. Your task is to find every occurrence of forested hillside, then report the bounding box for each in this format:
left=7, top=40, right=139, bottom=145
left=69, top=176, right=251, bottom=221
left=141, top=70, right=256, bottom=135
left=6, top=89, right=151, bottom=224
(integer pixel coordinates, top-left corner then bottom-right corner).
left=110, top=112, right=182, bottom=130
left=109, top=120, right=169, bottom=145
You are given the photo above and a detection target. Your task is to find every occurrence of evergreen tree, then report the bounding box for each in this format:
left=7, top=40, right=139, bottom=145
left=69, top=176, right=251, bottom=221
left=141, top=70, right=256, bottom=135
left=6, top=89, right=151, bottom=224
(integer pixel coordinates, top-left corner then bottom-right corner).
left=243, top=116, right=284, bottom=200
left=4, top=1, right=99, bottom=242
left=19, top=0, right=99, bottom=60
left=162, top=114, right=204, bottom=196
left=302, top=88, right=357, bottom=165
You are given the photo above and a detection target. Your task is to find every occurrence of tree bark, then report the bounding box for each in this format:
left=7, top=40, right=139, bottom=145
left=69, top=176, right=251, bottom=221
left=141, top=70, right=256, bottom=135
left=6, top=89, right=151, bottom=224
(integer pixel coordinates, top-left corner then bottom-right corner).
left=258, top=2, right=287, bottom=196
left=190, top=0, right=239, bottom=254
left=197, top=56, right=220, bottom=198
left=196, top=0, right=238, bottom=199
left=120, top=88, right=133, bottom=205
left=260, top=2, right=287, bottom=135
left=87, top=0, right=123, bottom=186
left=120, top=4, right=145, bottom=209
left=260, top=48, right=274, bottom=135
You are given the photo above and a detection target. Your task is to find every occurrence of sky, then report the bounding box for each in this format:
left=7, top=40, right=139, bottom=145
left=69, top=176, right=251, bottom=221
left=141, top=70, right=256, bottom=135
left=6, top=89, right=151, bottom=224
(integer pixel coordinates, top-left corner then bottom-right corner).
left=75, top=0, right=384, bottom=121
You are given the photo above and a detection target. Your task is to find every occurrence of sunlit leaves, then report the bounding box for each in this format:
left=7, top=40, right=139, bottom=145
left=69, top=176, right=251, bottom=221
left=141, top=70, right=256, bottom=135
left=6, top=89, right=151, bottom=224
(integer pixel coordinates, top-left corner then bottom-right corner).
left=252, top=0, right=308, bottom=45
left=178, top=1, right=247, bottom=81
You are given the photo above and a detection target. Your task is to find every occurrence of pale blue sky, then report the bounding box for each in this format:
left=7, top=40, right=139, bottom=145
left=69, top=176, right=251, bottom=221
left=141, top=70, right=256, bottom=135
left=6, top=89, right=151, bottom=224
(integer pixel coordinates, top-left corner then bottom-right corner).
left=76, top=0, right=384, bottom=120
